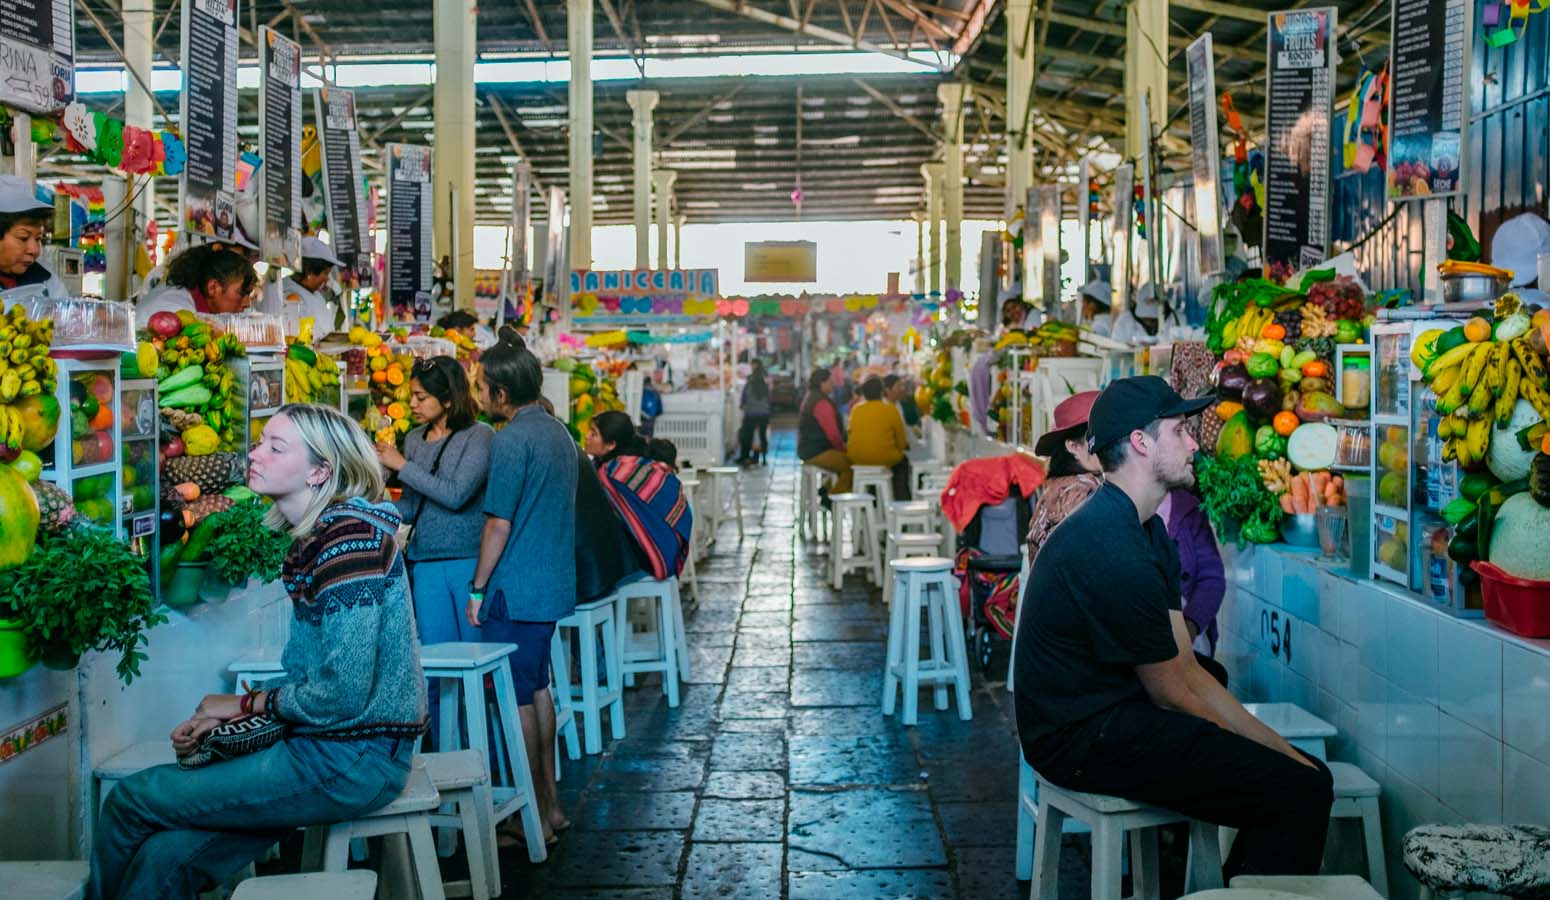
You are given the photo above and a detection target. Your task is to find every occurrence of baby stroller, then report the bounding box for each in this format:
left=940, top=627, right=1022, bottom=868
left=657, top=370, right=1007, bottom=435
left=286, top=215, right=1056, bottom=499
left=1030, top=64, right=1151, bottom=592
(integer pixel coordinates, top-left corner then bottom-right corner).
left=953, top=491, right=1033, bottom=678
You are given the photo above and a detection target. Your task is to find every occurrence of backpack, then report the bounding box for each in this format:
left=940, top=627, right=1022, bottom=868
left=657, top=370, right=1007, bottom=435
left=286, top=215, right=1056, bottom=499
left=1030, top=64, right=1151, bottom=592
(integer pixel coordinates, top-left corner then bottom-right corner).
left=598, top=455, right=693, bottom=581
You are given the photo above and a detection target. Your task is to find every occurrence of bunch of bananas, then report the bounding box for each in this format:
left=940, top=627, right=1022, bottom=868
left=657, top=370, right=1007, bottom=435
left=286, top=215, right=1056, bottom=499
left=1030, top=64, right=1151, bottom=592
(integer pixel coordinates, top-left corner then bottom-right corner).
left=1427, top=331, right=1550, bottom=466
left=0, top=304, right=57, bottom=401
left=1223, top=306, right=1277, bottom=354
left=0, top=404, right=27, bottom=450
left=283, top=347, right=341, bottom=405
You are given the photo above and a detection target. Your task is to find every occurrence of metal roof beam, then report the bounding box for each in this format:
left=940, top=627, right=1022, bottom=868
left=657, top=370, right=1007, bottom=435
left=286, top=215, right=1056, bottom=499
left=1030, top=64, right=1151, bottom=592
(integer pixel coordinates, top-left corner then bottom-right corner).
left=1170, top=0, right=1267, bottom=23
left=688, top=0, right=949, bottom=71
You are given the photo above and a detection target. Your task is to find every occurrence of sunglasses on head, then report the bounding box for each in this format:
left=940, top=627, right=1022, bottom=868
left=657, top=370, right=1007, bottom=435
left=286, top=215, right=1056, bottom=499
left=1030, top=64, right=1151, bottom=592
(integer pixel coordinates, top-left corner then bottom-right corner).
left=411, top=357, right=449, bottom=377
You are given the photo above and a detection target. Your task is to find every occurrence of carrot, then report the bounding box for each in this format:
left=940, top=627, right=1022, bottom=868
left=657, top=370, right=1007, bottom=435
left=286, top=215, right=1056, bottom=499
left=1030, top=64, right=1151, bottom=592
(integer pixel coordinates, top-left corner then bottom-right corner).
left=1280, top=493, right=1295, bottom=514
left=1290, top=474, right=1310, bottom=514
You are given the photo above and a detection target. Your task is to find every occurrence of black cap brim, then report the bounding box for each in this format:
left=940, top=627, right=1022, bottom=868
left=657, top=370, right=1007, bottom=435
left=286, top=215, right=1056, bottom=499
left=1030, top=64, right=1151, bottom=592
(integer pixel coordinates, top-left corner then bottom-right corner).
left=1158, top=395, right=1215, bottom=419
left=1034, top=423, right=1083, bottom=457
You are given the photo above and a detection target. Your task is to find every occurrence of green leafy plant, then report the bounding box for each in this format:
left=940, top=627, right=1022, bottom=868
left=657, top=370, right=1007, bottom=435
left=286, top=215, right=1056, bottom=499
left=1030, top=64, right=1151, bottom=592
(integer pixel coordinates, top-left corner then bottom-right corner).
left=1194, top=452, right=1284, bottom=546
left=0, top=522, right=166, bottom=683
left=203, top=501, right=291, bottom=585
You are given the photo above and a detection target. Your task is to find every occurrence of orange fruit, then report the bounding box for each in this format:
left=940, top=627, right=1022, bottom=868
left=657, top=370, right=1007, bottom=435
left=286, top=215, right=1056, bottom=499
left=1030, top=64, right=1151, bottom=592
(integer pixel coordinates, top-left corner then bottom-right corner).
left=1464, top=317, right=1491, bottom=343
left=386, top=366, right=404, bottom=386
left=371, top=370, right=388, bottom=384
left=89, top=404, right=113, bottom=430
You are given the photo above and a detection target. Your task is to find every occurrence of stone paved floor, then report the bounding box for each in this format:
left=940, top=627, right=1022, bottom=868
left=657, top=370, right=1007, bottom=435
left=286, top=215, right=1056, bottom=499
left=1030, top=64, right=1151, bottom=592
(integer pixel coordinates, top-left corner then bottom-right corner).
left=495, top=426, right=1098, bottom=899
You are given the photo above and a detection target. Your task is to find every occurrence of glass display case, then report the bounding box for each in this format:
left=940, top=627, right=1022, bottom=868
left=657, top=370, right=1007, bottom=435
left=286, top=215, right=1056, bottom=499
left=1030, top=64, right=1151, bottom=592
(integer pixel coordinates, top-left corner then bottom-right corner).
left=1368, top=316, right=1476, bottom=615
left=119, top=378, right=160, bottom=595
left=229, top=355, right=285, bottom=464
left=42, top=359, right=123, bottom=537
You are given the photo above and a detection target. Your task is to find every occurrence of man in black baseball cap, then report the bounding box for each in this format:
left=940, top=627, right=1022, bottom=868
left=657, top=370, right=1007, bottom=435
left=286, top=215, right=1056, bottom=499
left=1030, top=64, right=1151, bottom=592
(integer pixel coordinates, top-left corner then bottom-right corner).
left=1014, top=375, right=1333, bottom=882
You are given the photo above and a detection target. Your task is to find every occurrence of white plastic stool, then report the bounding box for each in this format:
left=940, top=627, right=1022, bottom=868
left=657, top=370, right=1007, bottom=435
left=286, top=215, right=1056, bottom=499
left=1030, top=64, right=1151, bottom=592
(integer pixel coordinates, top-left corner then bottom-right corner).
left=303, top=763, right=445, bottom=900
left=554, top=598, right=626, bottom=754
left=679, top=476, right=701, bottom=595
left=230, top=872, right=377, bottom=900
left=418, top=642, right=547, bottom=863
left=830, top=493, right=881, bottom=588
left=886, top=499, right=936, bottom=536
left=799, top=464, right=834, bottom=544
left=881, top=557, right=972, bottom=725
left=852, top=465, right=894, bottom=535
left=418, top=750, right=498, bottom=900
left=703, top=465, right=745, bottom=542
left=226, top=654, right=286, bottom=691
left=1327, top=762, right=1388, bottom=897
left=0, top=861, right=87, bottom=900
left=547, top=628, right=582, bottom=766
left=1015, top=754, right=1088, bottom=880
left=1030, top=775, right=1225, bottom=900
left=882, top=532, right=947, bottom=606
left=615, top=577, right=691, bottom=708
left=1228, top=875, right=1384, bottom=900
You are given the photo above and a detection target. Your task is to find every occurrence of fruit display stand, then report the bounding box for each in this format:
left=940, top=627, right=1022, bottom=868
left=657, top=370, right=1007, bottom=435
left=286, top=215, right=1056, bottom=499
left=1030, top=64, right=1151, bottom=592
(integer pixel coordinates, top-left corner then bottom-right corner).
left=229, top=355, right=285, bottom=462
left=119, top=377, right=161, bottom=594
left=43, top=360, right=124, bottom=537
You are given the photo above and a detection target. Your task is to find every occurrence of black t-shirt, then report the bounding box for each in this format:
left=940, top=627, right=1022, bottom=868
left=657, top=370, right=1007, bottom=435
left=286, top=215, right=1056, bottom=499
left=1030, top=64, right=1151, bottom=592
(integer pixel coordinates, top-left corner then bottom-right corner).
left=1014, top=482, right=1183, bottom=762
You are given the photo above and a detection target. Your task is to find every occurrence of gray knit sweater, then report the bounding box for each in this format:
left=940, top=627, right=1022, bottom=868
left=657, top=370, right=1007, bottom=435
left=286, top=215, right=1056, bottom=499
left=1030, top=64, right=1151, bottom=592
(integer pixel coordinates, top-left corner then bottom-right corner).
left=392, top=422, right=494, bottom=561
left=270, top=499, right=428, bottom=741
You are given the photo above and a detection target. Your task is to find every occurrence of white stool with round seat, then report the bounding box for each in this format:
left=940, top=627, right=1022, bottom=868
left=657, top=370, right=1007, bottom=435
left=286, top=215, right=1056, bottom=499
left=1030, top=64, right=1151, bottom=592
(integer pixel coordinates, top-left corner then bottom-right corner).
left=881, top=557, right=972, bottom=725
left=554, top=597, right=626, bottom=754
left=852, top=465, right=894, bottom=531
left=226, top=654, right=286, bottom=692
left=702, top=465, right=745, bottom=542
left=547, top=628, right=582, bottom=765
left=418, top=642, right=547, bottom=863
left=799, top=464, right=834, bottom=545
left=679, top=475, right=701, bottom=594
left=1326, top=762, right=1388, bottom=896
left=230, top=872, right=378, bottom=900
left=0, top=862, right=87, bottom=900
left=1030, top=775, right=1225, bottom=900
left=302, top=762, right=445, bottom=900
left=1228, top=875, right=1383, bottom=900
left=614, top=576, right=691, bottom=708
left=882, top=532, right=947, bottom=606
left=830, top=493, right=881, bottom=589
left=417, top=750, right=498, bottom=900
left=885, top=499, right=937, bottom=536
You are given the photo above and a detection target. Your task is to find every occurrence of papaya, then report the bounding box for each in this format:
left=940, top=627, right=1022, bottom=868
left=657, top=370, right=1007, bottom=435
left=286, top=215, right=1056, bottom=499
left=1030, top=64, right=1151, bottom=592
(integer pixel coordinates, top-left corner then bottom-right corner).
left=0, top=464, right=40, bottom=570
left=1215, top=411, right=1254, bottom=460
left=14, top=394, right=59, bottom=452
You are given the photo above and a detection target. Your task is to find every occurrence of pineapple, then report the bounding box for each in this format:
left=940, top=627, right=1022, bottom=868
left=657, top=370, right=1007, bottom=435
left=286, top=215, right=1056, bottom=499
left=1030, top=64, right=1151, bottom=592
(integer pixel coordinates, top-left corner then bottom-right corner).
left=32, top=480, right=74, bottom=533
left=164, top=452, right=244, bottom=496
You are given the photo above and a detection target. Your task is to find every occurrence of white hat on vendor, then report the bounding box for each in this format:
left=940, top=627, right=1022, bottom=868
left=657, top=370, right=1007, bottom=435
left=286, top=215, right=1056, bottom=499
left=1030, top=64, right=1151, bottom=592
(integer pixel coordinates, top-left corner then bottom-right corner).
left=1491, top=212, right=1550, bottom=288
left=1133, top=282, right=1161, bottom=318
left=301, top=235, right=344, bottom=268
left=1079, top=280, right=1112, bottom=310
left=0, top=175, right=54, bottom=216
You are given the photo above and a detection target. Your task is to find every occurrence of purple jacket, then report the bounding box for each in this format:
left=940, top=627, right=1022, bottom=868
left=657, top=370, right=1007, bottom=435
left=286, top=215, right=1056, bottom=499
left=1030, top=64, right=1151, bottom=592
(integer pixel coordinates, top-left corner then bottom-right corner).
left=1163, top=489, right=1225, bottom=654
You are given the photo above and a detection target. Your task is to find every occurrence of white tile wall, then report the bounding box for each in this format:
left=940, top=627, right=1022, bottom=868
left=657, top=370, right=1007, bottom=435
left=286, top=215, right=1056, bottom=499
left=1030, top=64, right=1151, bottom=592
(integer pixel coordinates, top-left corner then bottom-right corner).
left=1217, top=545, right=1550, bottom=899
left=1502, top=643, right=1550, bottom=767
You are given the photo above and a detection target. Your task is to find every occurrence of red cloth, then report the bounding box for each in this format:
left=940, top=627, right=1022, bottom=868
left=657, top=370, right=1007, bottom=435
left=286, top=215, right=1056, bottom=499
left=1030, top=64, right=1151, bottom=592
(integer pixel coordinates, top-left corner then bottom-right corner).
left=939, top=453, right=1047, bottom=533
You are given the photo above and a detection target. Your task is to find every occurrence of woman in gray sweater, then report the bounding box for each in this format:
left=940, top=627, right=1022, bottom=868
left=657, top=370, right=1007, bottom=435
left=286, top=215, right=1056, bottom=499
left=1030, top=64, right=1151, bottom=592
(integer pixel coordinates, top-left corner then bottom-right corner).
left=376, top=355, right=494, bottom=645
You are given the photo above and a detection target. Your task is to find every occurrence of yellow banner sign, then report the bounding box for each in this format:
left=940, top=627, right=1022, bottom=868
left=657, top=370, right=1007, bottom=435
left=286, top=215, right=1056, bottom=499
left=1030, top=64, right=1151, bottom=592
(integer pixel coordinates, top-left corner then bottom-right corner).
left=744, top=241, right=817, bottom=283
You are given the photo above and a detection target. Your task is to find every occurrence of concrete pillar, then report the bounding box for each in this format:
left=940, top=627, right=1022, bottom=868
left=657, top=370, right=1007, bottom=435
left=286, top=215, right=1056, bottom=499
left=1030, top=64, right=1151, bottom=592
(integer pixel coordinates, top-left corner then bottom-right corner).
left=937, top=83, right=968, bottom=294
left=921, top=162, right=943, bottom=295
left=1125, top=0, right=1168, bottom=161
left=119, top=0, right=156, bottom=300
left=1004, top=0, right=1035, bottom=222
left=434, top=0, right=477, bottom=309
left=654, top=169, right=676, bottom=270
left=626, top=90, right=658, bottom=269
left=911, top=210, right=926, bottom=295
left=674, top=214, right=686, bottom=269
left=567, top=0, right=593, bottom=269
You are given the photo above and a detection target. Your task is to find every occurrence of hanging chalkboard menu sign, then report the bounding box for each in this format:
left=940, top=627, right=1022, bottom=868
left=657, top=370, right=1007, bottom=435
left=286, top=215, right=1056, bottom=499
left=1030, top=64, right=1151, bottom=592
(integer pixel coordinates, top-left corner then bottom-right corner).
left=259, top=26, right=301, bottom=266
left=386, top=143, right=433, bottom=319
left=1387, top=0, right=1471, bottom=200
left=0, top=0, right=71, bottom=113
left=314, top=87, right=369, bottom=273
left=1262, top=7, right=1337, bottom=276
left=1187, top=34, right=1225, bottom=276
left=179, top=0, right=239, bottom=242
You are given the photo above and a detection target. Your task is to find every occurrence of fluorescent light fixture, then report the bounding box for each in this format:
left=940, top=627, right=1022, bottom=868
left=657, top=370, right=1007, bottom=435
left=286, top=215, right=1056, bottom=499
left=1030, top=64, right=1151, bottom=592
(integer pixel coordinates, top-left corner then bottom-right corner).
left=684, top=201, right=721, bottom=208
left=803, top=135, right=860, bottom=147
left=645, top=34, right=722, bottom=45
left=753, top=137, right=779, bottom=146
left=660, top=148, right=735, bottom=160
left=669, top=159, right=737, bottom=170
left=861, top=158, right=903, bottom=166
left=741, top=182, right=779, bottom=191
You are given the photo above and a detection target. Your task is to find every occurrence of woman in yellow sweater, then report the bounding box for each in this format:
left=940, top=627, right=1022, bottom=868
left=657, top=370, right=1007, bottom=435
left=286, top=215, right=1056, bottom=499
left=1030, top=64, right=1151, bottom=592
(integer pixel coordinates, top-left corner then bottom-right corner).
left=847, top=377, right=912, bottom=500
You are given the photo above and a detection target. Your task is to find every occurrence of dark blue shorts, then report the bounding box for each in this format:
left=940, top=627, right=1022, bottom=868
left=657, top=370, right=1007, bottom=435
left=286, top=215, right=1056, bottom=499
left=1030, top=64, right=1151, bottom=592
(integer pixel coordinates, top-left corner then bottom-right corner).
left=481, top=600, right=557, bottom=706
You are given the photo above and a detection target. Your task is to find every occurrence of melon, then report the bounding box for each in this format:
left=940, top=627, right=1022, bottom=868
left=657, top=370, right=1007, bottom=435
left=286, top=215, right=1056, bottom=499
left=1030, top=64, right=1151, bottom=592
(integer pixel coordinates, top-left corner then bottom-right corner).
left=14, top=395, right=59, bottom=453
left=0, top=464, right=39, bottom=570
left=1487, top=399, right=1541, bottom=483
left=1488, top=492, right=1550, bottom=580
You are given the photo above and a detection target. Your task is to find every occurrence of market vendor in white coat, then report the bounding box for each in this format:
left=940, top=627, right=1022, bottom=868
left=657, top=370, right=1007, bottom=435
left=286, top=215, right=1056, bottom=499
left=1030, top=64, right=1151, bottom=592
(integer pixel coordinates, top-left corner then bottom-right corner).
left=0, top=175, right=71, bottom=302
left=135, top=243, right=258, bottom=328
left=1080, top=280, right=1113, bottom=337
left=261, top=236, right=345, bottom=337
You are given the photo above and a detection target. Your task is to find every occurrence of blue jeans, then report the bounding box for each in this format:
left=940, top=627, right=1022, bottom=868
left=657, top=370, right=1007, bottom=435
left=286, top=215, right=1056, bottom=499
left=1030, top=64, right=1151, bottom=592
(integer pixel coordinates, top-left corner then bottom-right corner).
left=409, top=556, right=483, bottom=645
left=89, top=736, right=413, bottom=900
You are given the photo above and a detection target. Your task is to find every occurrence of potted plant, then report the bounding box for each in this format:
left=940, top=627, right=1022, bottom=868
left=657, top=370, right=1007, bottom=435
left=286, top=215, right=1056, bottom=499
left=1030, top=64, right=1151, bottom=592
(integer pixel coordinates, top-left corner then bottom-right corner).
left=0, top=522, right=167, bottom=683
left=200, top=501, right=290, bottom=601
left=0, top=616, right=32, bottom=678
